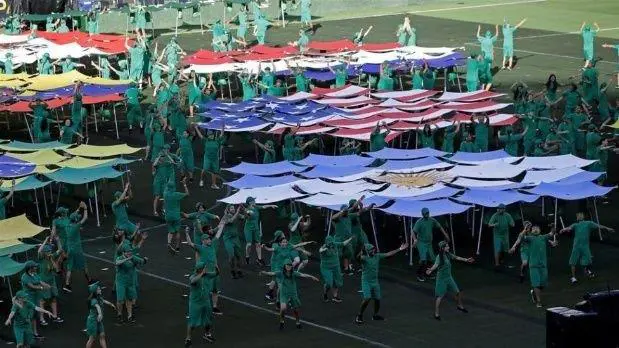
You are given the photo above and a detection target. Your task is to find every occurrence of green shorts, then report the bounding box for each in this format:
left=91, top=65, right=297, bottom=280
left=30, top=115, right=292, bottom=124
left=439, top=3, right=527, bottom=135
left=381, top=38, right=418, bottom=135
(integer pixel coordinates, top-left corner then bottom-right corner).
left=181, top=154, right=195, bottom=173
left=435, top=276, right=460, bottom=297
left=529, top=266, right=548, bottom=288
left=117, top=222, right=137, bottom=235
left=280, top=291, right=301, bottom=308
left=86, top=316, right=104, bottom=337
left=361, top=281, right=381, bottom=300
left=244, top=227, right=261, bottom=244
left=224, top=238, right=242, bottom=260
left=520, top=249, right=529, bottom=264
left=320, top=264, right=343, bottom=289
left=569, top=245, right=592, bottom=266
left=166, top=219, right=181, bottom=233
left=188, top=301, right=212, bottom=328
left=202, top=158, right=220, bottom=173
left=493, top=235, right=509, bottom=256
left=503, top=46, right=514, bottom=58
left=115, top=281, right=137, bottom=302
left=13, top=326, right=34, bottom=345
left=153, top=176, right=166, bottom=197
left=41, top=279, right=58, bottom=300
left=416, top=242, right=435, bottom=262
left=337, top=240, right=353, bottom=260
left=67, top=249, right=86, bottom=271
left=466, top=80, right=478, bottom=92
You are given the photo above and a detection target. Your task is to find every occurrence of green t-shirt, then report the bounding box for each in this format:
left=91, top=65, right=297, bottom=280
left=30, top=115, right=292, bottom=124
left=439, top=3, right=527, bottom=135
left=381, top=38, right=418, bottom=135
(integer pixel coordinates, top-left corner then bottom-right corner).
left=11, top=301, right=35, bottom=329
left=163, top=191, right=187, bottom=220
left=361, top=253, right=387, bottom=283
left=333, top=216, right=352, bottom=239
left=66, top=223, right=82, bottom=250
left=244, top=206, right=260, bottom=231
left=434, top=253, right=455, bottom=278
left=524, top=234, right=551, bottom=268
left=369, top=131, right=387, bottom=152
left=412, top=217, right=441, bottom=243
left=570, top=220, right=597, bottom=247
left=111, top=201, right=130, bottom=225
left=499, top=133, right=523, bottom=156
left=319, top=242, right=343, bottom=268
left=488, top=212, right=514, bottom=236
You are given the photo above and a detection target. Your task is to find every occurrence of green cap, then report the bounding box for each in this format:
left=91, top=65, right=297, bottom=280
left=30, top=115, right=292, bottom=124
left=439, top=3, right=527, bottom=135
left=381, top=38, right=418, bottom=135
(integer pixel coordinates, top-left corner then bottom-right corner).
left=246, top=197, right=255, bottom=204
left=438, top=240, right=448, bottom=249
left=15, top=290, right=28, bottom=299
left=56, top=206, right=68, bottom=214
left=41, top=244, right=53, bottom=253
left=283, top=258, right=293, bottom=266
left=348, top=199, right=357, bottom=207
left=69, top=212, right=81, bottom=222
left=340, top=204, right=347, bottom=211
left=88, top=282, right=100, bottom=294
left=274, top=230, right=284, bottom=239
left=498, top=203, right=506, bottom=209
left=421, top=207, right=429, bottom=215
left=25, top=260, right=38, bottom=269
left=364, top=243, right=375, bottom=252
left=201, top=233, right=212, bottom=241
left=325, top=235, right=334, bottom=244
left=113, top=191, right=122, bottom=199
left=290, top=212, right=299, bottom=221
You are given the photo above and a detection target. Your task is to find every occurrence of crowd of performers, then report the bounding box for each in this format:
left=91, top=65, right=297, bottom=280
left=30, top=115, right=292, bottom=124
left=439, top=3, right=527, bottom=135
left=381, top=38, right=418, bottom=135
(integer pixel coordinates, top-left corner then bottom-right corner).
left=2, top=2, right=619, bottom=347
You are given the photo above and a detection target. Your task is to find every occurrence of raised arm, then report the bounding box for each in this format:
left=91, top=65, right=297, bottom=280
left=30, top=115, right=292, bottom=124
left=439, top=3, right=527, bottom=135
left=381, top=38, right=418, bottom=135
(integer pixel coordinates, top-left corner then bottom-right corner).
left=515, top=18, right=527, bottom=29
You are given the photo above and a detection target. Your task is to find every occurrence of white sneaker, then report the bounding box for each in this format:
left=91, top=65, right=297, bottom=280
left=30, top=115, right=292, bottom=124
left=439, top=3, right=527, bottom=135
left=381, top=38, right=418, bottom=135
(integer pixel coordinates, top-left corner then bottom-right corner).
left=570, top=277, right=578, bottom=284
left=199, top=180, right=204, bottom=187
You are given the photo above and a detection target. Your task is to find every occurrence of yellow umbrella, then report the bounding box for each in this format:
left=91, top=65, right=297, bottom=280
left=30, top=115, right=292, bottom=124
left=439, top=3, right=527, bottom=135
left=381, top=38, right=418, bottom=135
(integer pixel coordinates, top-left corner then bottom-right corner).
left=57, top=156, right=114, bottom=168
left=609, top=120, right=619, bottom=129
left=0, top=214, right=48, bottom=242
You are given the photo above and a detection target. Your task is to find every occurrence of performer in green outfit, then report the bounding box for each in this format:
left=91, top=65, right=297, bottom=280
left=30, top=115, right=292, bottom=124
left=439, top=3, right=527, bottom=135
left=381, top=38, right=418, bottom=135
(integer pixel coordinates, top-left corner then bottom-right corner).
left=412, top=207, right=450, bottom=282
left=331, top=204, right=355, bottom=274
left=112, top=183, right=138, bottom=243
left=501, top=18, right=526, bottom=70
left=63, top=202, right=90, bottom=293
left=86, top=11, right=100, bottom=35
left=114, top=242, right=146, bottom=323
left=580, top=22, right=600, bottom=69
left=559, top=212, right=614, bottom=284
left=288, top=212, right=312, bottom=271
left=217, top=205, right=244, bottom=278
left=260, top=259, right=319, bottom=330
left=320, top=235, right=352, bottom=302
left=163, top=178, right=189, bottom=254
left=242, top=197, right=278, bottom=266
left=348, top=198, right=374, bottom=260
left=36, top=239, right=63, bottom=324
left=20, top=261, right=48, bottom=338
left=377, top=61, right=394, bottom=91
left=85, top=282, right=116, bottom=348
left=177, top=129, right=196, bottom=182
left=488, top=204, right=515, bottom=268
left=253, top=139, right=277, bottom=163
left=0, top=179, right=15, bottom=220
left=497, top=125, right=527, bottom=156
left=369, top=122, right=392, bottom=152
left=441, top=122, right=460, bottom=153
left=427, top=241, right=474, bottom=319
left=476, top=25, right=498, bottom=64
left=183, top=202, right=220, bottom=243
left=354, top=242, right=407, bottom=324
left=465, top=53, right=480, bottom=92
left=196, top=125, right=225, bottom=189
left=152, top=145, right=179, bottom=216
left=510, top=224, right=557, bottom=308
left=328, top=60, right=350, bottom=88
left=185, top=262, right=217, bottom=346
left=5, top=291, right=55, bottom=348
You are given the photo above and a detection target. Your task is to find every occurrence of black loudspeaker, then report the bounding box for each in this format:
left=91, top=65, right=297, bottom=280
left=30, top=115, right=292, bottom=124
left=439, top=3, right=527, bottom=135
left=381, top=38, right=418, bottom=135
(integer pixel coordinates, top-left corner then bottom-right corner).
left=582, top=290, right=619, bottom=347
left=546, top=307, right=602, bottom=348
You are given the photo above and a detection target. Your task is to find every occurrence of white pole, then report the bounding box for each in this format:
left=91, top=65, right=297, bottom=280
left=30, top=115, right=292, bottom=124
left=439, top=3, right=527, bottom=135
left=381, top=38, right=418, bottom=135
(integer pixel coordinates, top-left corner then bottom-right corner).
left=554, top=198, right=558, bottom=229
left=281, top=5, right=285, bottom=28
left=326, top=210, right=333, bottom=235
left=23, top=114, right=33, bottom=142
left=471, top=204, right=475, bottom=237
left=94, top=181, right=101, bottom=227
left=113, top=105, right=120, bottom=139
left=593, top=198, right=602, bottom=241
left=519, top=203, right=524, bottom=223
left=406, top=217, right=413, bottom=266
left=33, top=188, right=41, bottom=225
left=476, top=206, right=484, bottom=255
left=449, top=214, right=455, bottom=254
left=369, top=210, right=379, bottom=252
left=41, top=187, right=49, bottom=217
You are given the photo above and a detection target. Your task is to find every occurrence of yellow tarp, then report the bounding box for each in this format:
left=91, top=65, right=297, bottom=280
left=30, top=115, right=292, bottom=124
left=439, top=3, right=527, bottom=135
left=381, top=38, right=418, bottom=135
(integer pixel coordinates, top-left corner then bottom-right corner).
left=57, top=156, right=113, bottom=168
left=0, top=79, right=28, bottom=89
left=0, top=176, right=27, bottom=188
left=35, top=166, right=57, bottom=174
left=0, top=73, right=31, bottom=89
left=9, top=149, right=67, bottom=166
left=0, top=239, right=22, bottom=249
left=610, top=120, right=619, bottom=129
left=0, top=214, right=48, bottom=242
left=25, top=70, right=130, bottom=91
left=64, top=144, right=143, bottom=158
left=0, top=73, right=31, bottom=82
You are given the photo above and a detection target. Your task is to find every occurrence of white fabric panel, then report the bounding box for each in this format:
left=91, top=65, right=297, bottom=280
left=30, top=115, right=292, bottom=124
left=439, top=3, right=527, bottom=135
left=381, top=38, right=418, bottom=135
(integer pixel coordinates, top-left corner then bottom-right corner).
left=279, top=92, right=317, bottom=101
left=294, top=179, right=387, bottom=195
left=518, top=155, right=597, bottom=170
left=375, top=183, right=450, bottom=198
left=219, top=182, right=308, bottom=204
left=386, top=161, right=453, bottom=173
left=446, top=163, right=527, bottom=179
left=297, top=192, right=372, bottom=208
left=521, top=167, right=587, bottom=184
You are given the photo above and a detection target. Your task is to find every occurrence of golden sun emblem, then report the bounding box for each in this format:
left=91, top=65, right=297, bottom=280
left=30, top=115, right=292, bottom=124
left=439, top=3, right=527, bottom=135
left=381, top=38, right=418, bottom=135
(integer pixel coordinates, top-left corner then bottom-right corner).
left=376, top=171, right=452, bottom=188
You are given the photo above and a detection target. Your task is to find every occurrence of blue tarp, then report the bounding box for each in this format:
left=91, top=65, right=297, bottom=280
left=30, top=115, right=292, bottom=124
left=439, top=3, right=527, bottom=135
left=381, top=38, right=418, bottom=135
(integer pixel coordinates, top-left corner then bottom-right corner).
left=225, top=161, right=308, bottom=176
left=0, top=256, right=26, bottom=277
left=524, top=182, right=614, bottom=200
left=377, top=157, right=448, bottom=171
left=446, top=149, right=513, bottom=163
left=0, top=243, right=37, bottom=257
left=226, top=174, right=299, bottom=189
left=0, top=154, right=36, bottom=178
left=454, top=189, right=538, bottom=207
left=45, top=166, right=125, bottom=185
left=295, top=154, right=375, bottom=167
left=298, top=165, right=371, bottom=179
left=379, top=198, right=471, bottom=218
left=398, top=186, right=462, bottom=201
left=554, top=171, right=604, bottom=185
left=365, top=147, right=448, bottom=160
left=198, top=118, right=272, bottom=132
left=448, top=178, right=528, bottom=191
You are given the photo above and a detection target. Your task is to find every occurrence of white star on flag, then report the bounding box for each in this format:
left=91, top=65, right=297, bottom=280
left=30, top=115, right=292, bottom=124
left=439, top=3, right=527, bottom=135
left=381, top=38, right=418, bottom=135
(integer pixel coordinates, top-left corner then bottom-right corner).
left=233, top=117, right=251, bottom=123
left=265, top=102, right=279, bottom=109
left=295, top=104, right=308, bottom=110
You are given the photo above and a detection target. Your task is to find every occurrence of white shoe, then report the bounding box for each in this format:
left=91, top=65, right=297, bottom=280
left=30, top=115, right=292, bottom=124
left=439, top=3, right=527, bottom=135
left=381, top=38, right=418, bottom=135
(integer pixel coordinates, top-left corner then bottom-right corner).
left=570, top=277, right=578, bottom=284
left=199, top=180, right=204, bottom=187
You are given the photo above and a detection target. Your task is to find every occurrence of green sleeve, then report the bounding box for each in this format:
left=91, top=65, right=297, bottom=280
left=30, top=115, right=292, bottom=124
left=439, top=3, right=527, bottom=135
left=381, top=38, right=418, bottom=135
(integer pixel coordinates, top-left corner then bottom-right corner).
left=378, top=253, right=388, bottom=259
